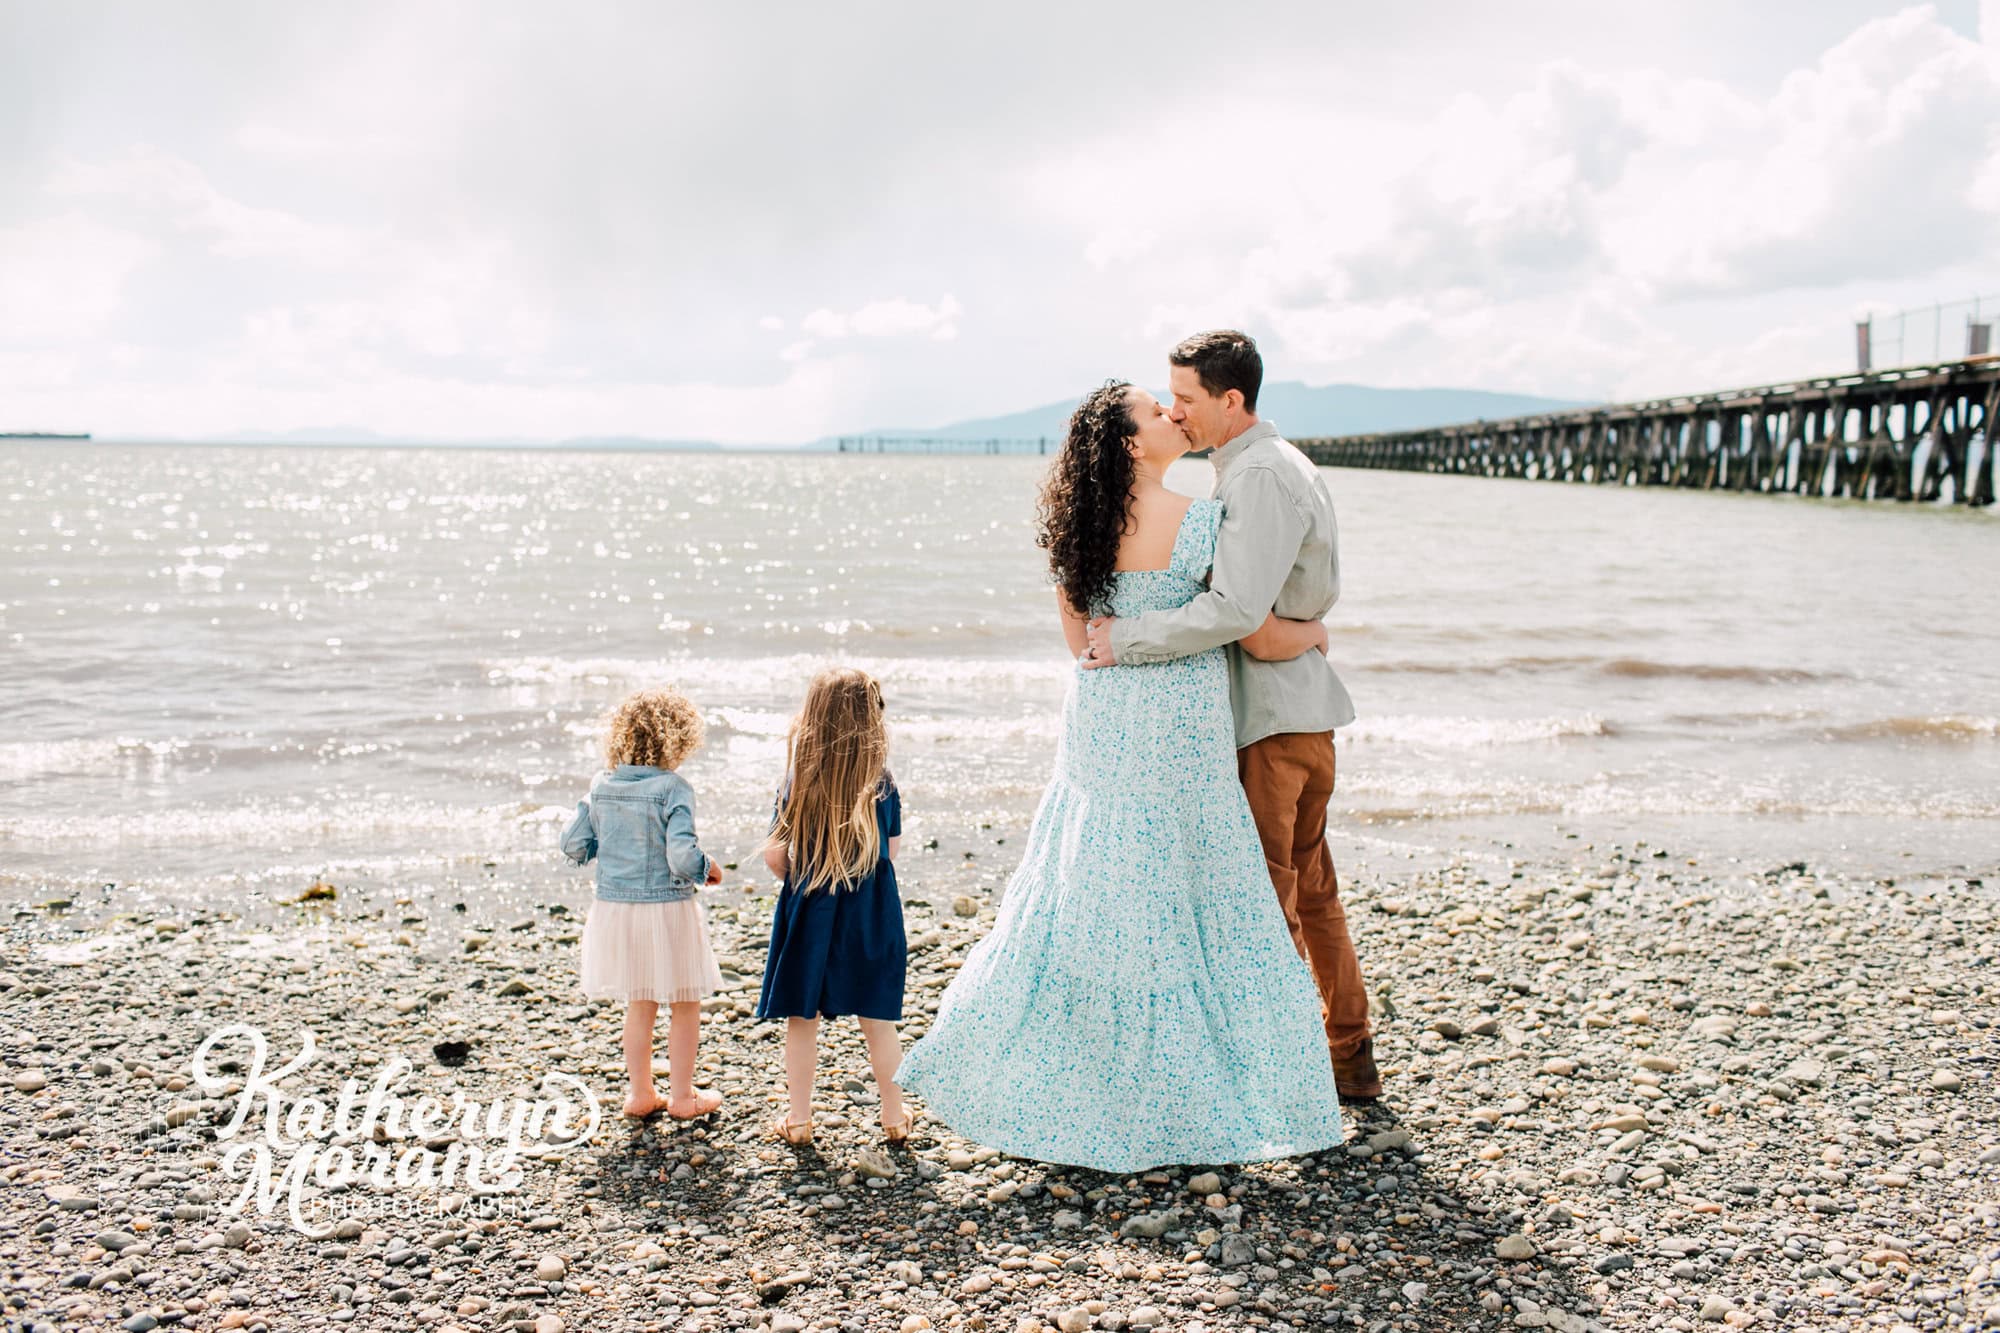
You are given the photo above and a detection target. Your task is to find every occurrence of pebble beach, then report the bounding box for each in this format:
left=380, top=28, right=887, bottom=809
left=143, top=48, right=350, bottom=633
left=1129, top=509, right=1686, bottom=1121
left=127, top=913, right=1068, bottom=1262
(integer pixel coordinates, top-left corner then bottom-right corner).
left=3, top=843, right=1994, bottom=1333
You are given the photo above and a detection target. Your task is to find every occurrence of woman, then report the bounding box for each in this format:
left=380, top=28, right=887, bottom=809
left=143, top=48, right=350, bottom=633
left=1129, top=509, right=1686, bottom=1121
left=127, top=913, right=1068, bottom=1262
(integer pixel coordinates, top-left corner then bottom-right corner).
left=894, top=380, right=1344, bottom=1171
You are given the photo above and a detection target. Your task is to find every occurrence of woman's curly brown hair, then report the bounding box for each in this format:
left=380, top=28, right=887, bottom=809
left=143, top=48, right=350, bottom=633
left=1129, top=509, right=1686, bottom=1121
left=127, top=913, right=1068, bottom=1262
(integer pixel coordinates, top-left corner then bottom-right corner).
left=603, top=687, right=705, bottom=770
left=1035, top=379, right=1139, bottom=617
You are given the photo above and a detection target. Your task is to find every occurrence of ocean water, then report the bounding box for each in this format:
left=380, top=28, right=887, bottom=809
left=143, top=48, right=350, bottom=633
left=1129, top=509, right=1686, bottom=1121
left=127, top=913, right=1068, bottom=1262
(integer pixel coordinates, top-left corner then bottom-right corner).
left=3, top=442, right=1996, bottom=912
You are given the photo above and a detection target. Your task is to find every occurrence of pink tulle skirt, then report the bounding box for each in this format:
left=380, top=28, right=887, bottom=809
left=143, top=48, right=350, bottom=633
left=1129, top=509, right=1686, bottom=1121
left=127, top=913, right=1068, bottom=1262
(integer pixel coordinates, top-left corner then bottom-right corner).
left=578, top=897, right=724, bottom=1004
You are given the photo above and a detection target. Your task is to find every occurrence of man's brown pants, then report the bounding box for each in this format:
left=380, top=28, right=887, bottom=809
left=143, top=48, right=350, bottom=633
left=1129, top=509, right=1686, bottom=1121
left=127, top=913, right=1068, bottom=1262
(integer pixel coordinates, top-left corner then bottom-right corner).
left=1237, top=730, right=1371, bottom=1063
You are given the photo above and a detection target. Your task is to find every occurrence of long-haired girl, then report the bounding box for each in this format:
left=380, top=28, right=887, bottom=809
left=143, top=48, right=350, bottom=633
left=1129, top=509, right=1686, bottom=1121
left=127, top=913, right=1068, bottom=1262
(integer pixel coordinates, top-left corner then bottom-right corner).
left=754, top=667, right=910, bottom=1145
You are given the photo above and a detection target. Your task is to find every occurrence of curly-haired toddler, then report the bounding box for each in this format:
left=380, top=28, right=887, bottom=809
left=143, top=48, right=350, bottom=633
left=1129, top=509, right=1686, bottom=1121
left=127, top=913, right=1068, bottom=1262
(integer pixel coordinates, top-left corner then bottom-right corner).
left=561, top=686, right=726, bottom=1119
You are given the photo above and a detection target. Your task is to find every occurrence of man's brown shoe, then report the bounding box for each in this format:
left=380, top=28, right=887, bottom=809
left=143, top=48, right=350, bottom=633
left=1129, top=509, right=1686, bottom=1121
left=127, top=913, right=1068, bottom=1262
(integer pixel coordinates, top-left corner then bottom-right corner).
left=1332, top=1037, right=1383, bottom=1102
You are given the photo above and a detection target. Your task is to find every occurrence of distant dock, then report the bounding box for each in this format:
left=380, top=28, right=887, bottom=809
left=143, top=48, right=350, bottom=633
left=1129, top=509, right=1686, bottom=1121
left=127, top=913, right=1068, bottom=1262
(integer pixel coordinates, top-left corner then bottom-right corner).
left=1293, top=357, right=1999, bottom=506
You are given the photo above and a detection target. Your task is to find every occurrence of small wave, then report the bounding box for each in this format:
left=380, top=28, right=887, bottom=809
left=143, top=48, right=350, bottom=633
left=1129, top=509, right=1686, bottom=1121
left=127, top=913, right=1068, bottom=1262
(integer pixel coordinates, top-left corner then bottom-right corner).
left=1661, top=709, right=1825, bottom=728
left=0, top=736, right=195, bottom=780
left=1826, top=715, right=2000, bottom=743
left=483, top=653, right=1073, bottom=699
left=1341, top=714, right=1610, bottom=749
left=1600, top=658, right=1831, bottom=684
left=1360, top=654, right=1599, bottom=676
left=1358, top=655, right=1839, bottom=684
left=613, top=706, right=1060, bottom=748
left=709, top=707, right=794, bottom=738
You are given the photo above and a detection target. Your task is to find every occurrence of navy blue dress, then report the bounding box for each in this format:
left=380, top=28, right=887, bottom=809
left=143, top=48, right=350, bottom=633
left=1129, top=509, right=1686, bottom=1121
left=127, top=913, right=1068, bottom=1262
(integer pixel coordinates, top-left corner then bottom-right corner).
left=755, top=774, right=906, bottom=1022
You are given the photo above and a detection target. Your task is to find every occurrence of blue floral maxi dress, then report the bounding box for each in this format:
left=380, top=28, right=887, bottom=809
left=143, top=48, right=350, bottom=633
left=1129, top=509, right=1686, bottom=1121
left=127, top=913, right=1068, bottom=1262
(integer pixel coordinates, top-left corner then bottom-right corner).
left=895, top=499, right=1343, bottom=1171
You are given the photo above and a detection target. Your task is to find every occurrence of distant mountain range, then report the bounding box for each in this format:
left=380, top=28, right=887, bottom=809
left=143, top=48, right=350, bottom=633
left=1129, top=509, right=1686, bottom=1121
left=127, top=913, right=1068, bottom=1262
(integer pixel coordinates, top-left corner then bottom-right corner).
left=204, top=427, right=723, bottom=451
left=98, top=381, right=1589, bottom=452
left=834, top=381, right=1592, bottom=445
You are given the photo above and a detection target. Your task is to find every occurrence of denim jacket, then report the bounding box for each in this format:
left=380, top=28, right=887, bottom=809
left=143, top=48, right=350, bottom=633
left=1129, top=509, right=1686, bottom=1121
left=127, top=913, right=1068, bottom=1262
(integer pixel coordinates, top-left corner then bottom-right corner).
left=560, top=765, right=714, bottom=903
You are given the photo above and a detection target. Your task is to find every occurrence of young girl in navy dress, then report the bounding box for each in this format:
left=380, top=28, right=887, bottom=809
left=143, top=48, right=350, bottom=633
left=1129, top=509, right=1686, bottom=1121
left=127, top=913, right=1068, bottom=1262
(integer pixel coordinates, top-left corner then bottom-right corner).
left=756, top=667, right=910, bottom=1145
left=562, top=687, right=727, bottom=1121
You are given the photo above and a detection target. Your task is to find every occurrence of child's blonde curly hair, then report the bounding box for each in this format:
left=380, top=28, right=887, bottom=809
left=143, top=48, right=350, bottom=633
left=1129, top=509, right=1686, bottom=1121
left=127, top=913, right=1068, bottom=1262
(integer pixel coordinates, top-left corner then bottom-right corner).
left=604, top=687, right=705, bottom=770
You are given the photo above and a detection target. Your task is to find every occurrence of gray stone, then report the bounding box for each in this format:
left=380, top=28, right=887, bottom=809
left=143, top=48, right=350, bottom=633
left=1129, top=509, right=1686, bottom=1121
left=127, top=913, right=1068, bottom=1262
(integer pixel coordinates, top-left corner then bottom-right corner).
left=1780, top=1059, right=1825, bottom=1087
left=853, top=1148, right=898, bottom=1180
left=1120, top=1211, right=1177, bottom=1239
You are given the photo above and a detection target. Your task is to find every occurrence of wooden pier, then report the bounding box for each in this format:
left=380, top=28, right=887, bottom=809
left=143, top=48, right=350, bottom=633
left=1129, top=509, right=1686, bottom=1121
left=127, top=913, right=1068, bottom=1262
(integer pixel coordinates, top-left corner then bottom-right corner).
left=1293, top=357, right=2000, bottom=505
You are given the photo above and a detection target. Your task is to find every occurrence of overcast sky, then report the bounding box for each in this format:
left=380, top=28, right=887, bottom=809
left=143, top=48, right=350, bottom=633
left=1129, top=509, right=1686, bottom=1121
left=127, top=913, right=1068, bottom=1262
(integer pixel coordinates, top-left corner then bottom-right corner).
left=3, top=1, right=1998, bottom=443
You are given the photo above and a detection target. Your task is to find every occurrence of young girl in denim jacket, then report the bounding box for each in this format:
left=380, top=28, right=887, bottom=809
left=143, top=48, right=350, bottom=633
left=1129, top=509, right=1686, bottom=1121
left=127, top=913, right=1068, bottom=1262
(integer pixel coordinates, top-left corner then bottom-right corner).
left=562, top=686, right=725, bottom=1120
left=756, top=667, right=910, bottom=1145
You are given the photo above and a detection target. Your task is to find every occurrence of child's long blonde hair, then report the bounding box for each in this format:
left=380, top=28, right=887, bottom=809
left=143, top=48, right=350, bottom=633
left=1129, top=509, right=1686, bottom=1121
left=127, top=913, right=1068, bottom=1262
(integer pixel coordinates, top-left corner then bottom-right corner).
left=773, top=667, right=888, bottom=892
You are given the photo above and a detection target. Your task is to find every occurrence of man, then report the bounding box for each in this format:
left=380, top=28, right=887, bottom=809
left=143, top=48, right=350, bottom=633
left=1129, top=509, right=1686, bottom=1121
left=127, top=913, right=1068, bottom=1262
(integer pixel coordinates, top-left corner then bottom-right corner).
left=1081, top=329, right=1380, bottom=1102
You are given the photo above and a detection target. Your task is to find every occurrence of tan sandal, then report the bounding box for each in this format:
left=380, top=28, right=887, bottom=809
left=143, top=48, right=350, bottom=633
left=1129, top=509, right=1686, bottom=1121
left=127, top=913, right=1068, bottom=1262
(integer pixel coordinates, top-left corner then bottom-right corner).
left=773, top=1114, right=814, bottom=1145
left=882, top=1110, right=915, bottom=1145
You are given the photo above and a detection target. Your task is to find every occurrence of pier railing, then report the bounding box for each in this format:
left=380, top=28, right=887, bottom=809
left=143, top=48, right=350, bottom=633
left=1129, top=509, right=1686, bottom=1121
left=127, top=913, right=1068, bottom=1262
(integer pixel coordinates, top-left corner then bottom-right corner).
left=1293, top=357, right=2000, bottom=505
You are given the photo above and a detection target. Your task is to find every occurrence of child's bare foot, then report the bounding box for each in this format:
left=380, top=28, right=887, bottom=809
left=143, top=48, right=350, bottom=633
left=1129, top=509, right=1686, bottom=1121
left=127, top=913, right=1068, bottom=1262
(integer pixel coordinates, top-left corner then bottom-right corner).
left=623, top=1086, right=667, bottom=1119
left=666, top=1088, right=723, bottom=1119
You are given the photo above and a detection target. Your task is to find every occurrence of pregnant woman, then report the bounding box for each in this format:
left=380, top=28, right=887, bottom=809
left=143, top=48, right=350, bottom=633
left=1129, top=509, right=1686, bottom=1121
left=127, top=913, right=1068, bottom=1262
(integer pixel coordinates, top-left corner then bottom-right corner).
left=895, top=380, right=1344, bottom=1171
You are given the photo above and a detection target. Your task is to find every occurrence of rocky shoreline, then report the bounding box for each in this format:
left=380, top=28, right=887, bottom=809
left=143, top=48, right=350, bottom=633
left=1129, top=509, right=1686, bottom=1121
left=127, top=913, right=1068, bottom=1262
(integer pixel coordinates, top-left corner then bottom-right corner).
left=1, top=846, right=1995, bottom=1333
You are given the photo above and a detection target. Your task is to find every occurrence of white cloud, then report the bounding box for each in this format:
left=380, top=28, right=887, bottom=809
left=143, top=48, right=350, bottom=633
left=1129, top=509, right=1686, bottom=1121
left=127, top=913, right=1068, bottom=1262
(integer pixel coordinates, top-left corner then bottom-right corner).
left=1624, top=7, right=2000, bottom=295
left=1032, top=4, right=2000, bottom=403
left=1085, top=227, right=1157, bottom=269
left=784, top=295, right=961, bottom=365
left=851, top=294, right=961, bottom=338
left=3, top=3, right=1997, bottom=438
left=0, top=216, right=158, bottom=342
left=799, top=307, right=849, bottom=340
left=49, top=146, right=374, bottom=268
left=798, top=295, right=961, bottom=342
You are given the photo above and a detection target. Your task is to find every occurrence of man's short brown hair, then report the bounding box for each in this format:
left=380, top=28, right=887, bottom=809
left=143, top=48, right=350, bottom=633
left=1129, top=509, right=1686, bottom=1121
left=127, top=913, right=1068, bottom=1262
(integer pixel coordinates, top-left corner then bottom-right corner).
left=1170, top=329, right=1262, bottom=412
